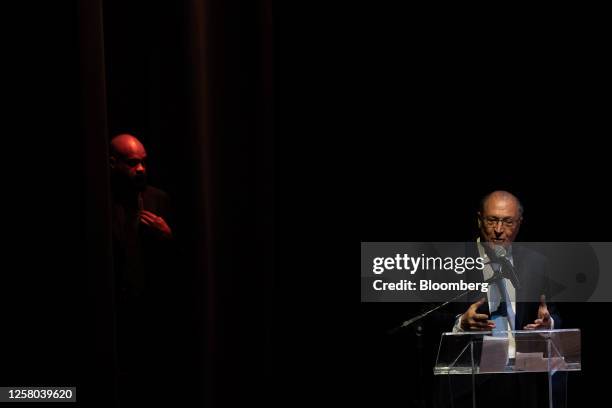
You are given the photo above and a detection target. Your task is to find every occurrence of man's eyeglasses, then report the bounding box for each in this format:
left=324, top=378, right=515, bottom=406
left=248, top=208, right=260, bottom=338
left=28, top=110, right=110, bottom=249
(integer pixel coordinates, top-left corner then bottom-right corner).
left=482, top=216, right=520, bottom=228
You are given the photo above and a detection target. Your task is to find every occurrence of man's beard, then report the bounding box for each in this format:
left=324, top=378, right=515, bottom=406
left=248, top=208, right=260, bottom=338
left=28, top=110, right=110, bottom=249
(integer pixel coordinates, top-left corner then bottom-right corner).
left=112, top=173, right=147, bottom=194
left=132, top=174, right=147, bottom=192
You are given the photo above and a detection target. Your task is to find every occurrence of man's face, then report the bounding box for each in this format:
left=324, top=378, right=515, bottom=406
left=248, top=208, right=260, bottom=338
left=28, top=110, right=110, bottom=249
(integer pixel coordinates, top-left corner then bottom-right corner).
left=111, top=143, right=147, bottom=191
left=478, top=197, right=522, bottom=247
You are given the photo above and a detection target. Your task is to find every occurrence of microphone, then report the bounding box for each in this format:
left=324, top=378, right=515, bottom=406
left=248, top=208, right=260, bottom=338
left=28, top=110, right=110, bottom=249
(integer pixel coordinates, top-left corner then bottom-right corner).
left=491, top=245, right=521, bottom=289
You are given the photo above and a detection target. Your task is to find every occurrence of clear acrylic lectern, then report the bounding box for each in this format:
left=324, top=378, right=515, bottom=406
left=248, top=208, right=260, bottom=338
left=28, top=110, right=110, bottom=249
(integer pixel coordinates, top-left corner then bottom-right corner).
left=434, top=329, right=581, bottom=408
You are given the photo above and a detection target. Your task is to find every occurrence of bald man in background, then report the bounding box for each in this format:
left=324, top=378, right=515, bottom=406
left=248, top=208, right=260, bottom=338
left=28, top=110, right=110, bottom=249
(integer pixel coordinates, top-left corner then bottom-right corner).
left=109, top=133, right=177, bottom=405
left=110, top=134, right=173, bottom=294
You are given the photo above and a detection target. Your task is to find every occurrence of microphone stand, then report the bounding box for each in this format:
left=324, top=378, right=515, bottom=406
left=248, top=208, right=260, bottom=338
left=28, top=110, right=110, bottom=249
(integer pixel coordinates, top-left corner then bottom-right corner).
left=388, top=288, right=475, bottom=335
left=387, top=273, right=503, bottom=335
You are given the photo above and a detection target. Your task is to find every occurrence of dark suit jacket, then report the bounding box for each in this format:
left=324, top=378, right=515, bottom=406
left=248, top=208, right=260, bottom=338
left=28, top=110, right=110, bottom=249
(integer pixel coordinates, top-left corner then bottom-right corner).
left=111, top=185, right=174, bottom=298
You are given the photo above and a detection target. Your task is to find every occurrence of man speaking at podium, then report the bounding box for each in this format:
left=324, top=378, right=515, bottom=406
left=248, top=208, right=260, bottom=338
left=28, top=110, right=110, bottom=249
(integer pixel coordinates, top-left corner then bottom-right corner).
left=455, top=190, right=558, bottom=334
left=441, top=190, right=563, bottom=408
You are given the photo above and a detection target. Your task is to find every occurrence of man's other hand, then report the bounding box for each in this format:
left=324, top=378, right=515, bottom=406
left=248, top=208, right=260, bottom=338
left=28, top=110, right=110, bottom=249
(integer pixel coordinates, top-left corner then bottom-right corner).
left=460, top=298, right=496, bottom=331
left=523, top=295, right=551, bottom=330
left=139, top=210, right=173, bottom=239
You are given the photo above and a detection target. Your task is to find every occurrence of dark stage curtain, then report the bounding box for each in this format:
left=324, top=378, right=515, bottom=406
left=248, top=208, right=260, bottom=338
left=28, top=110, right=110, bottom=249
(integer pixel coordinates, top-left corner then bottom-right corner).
left=79, top=0, right=274, bottom=406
